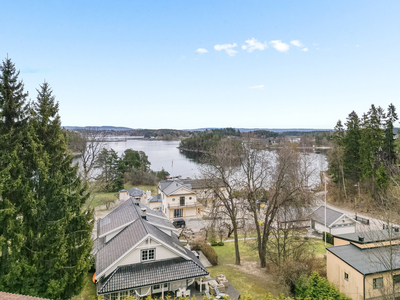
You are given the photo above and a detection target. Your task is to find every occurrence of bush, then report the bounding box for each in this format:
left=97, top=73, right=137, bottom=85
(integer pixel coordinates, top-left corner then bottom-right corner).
left=217, top=242, right=224, bottom=246
left=322, top=232, right=334, bottom=245
left=295, top=272, right=351, bottom=300
left=190, top=241, right=218, bottom=266
left=210, top=242, right=218, bottom=246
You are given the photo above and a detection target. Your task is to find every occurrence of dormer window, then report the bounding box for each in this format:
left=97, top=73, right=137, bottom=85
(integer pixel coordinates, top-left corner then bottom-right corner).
left=141, top=249, right=155, bottom=261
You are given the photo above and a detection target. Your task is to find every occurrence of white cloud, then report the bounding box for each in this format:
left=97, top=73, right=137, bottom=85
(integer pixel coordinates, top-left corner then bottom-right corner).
left=242, top=38, right=268, bottom=52
left=301, top=47, right=309, bottom=52
left=269, top=40, right=290, bottom=52
left=195, top=48, right=208, bottom=54
left=290, top=40, right=303, bottom=47
left=214, top=43, right=238, bottom=56
left=249, top=84, right=264, bottom=90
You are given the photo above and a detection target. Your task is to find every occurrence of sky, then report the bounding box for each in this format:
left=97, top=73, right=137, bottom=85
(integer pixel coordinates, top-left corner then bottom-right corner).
left=1, top=0, right=400, bottom=130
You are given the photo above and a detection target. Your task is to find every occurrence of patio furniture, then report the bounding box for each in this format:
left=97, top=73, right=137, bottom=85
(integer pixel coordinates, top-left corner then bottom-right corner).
left=214, top=286, right=227, bottom=299
left=204, top=289, right=214, bottom=299
left=216, top=274, right=229, bottom=287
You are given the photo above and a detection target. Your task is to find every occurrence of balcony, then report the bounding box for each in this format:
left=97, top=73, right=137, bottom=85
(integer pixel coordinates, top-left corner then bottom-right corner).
left=168, top=202, right=202, bottom=209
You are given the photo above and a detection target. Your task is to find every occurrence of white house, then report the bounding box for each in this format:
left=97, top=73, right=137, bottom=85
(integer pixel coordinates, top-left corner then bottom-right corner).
left=158, top=178, right=228, bottom=220
left=310, top=206, right=358, bottom=235
left=93, top=198, right=208, bottom=299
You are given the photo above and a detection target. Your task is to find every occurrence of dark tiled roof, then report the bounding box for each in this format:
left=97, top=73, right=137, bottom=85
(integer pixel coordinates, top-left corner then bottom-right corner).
left=327, top=244, right=400, bottom=275
left=0, top=292, right=50, bottom=300
left=148, top=194, right=162, bottom=203
left=97, top=258, right=209, bottom=294
left=128, top=187, right=145, bottom=197
left=310, top=206, right=346, bottom=227
left=333, top=229, right=400, bottom=244
left=97, top=200, right=137, bottom=237
left=96, top=200, right=186, bottom=277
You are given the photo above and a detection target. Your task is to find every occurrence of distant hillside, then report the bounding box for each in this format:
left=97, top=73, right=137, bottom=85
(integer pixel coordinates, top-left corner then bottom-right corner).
left=63, top=126, right=133, bottom=131
left=186, top=128, right=332, bottom=133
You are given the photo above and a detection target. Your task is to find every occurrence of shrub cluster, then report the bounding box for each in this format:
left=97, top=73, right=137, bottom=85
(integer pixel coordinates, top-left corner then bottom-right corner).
left=190, top=242, right=218, bottom=266
left=322, top=232, right=334, bottom=245
left=295, top=272, right=351, bottom=300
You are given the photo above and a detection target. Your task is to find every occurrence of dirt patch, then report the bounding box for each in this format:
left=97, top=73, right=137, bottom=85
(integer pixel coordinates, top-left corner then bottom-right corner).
left=226, top=260, right=270, bottom=279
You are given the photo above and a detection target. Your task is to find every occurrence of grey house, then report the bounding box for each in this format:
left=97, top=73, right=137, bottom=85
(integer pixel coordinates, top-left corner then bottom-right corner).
left=310, top=206, right=358, bottom=235
left=93, top=198, right=209, bottom=299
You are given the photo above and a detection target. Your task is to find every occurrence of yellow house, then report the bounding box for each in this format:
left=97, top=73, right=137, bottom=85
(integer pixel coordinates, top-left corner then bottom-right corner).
left=326, top=230, right=400, bottom=300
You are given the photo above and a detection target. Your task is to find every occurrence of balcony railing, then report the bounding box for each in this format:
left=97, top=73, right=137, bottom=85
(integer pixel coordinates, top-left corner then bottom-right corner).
left=168, top=202, right=202, bottom=209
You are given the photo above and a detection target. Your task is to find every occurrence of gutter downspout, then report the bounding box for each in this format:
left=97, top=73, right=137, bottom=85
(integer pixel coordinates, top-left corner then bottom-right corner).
left=363, top=274, right=365, bottom=300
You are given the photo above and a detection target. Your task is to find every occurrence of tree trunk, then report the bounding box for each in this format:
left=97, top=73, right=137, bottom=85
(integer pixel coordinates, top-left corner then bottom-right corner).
left=233, top=225, right=240, bottom=265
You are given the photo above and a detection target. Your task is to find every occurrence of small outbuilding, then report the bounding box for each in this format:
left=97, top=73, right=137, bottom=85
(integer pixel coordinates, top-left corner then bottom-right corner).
left=310, top=206, right=358, bottom=235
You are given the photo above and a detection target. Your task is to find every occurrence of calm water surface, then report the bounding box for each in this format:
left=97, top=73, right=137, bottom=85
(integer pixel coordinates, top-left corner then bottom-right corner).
left=77, top=139, right=328, bottom=185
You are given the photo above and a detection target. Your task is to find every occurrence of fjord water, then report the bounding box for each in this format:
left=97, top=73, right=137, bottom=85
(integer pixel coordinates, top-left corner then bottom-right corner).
left=105, top=139, right=328, bottom=185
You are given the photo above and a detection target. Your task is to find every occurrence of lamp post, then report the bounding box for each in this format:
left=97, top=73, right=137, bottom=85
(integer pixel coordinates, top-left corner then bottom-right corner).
left=324, top=176, right=327, bottom=246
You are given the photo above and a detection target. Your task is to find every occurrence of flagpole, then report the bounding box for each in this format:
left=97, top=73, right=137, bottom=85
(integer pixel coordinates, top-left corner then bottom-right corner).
left=325, top=176, right=327, bottom=247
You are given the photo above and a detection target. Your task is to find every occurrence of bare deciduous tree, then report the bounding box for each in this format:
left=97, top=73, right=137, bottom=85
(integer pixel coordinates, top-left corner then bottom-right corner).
left=199, top=139, right=243, bottom=265
left=78, top=128, right=107, bottom=183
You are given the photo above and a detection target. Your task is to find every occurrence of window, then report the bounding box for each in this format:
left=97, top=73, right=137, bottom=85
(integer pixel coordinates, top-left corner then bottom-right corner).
left=189, top=197, right=192, bottom=200
left=174, top=209, right=183, bottom=218
left=172, top=198, right=175, bottom=201
left=393, top=274, right=400, bottom=285
left=344, top=272, right=349, bottom=281
left=164, top=283, right=168, bottom=289
left=153, top=285, right=160, bottom=290
left=111, top=293, right=119, bottom=300
left=180, top=196, right=185, bottom=206
left=373, top=277, right=383, bottom=289
left=141, top=249, right=155, bottom=261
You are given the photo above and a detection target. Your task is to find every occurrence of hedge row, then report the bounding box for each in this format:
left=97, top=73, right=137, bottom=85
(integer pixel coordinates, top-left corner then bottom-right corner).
left=322, top=232, right=334, bottom=245
left=190, top=241, right=218, bottom=266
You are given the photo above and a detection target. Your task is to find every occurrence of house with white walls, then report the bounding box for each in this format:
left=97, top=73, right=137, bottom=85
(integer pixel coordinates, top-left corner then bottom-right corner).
left=93, top=198, right=208, bottom=299
left=310, top=206, right=358, bottom=235
left=158, top=178, right=228, bottom=220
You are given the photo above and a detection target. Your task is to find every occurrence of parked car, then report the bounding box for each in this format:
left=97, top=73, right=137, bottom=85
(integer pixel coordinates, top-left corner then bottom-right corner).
left=173, top=219, right=186, bottom=228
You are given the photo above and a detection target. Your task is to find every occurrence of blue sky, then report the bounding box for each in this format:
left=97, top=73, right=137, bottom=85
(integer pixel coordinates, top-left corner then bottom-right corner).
left=2, top=0, right=400, bottom=129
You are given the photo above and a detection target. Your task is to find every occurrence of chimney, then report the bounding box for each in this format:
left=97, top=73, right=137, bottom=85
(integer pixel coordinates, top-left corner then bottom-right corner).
left=141, top=207, right=147, bottom=220
left=358, top=235, right=364, bottom=242
left=134, top=198, right=140, bottom=206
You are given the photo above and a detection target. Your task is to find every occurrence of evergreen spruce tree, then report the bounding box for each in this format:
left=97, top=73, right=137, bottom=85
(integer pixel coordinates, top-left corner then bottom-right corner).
left=0, top=57, right=32, bottom=292
left=343, top=111, right=361, bottom=182
left=0, top=59, right=93, bottom=299
left=95, top=148, right=124, bottom=192
left=27, top=82, right=94, bottom=299
left=383, top=103, right=398, bottom=164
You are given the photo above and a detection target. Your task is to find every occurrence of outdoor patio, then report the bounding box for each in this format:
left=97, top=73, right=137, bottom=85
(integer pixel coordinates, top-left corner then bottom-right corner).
left=188, top=280, right=240, bottom=299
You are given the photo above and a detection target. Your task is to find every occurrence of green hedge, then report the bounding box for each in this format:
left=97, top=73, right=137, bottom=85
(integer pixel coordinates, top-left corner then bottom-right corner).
left=190, top=241, right=218, bottom=266
left=295, top=272, right=351, bottom=300
left=322, top=232, right=334, bottom=245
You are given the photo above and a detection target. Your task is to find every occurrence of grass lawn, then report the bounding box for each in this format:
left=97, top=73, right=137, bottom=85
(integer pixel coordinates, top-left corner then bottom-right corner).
left=207, top=238, right=329, bottom=299
left=85, top=184, right=158, bottom=208
left=72, top=273, right=97, bottom=300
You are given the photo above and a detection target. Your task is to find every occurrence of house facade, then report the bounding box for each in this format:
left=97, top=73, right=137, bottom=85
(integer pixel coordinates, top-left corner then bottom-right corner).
left=93, top=198, right=209, bottom=299
left=158, top=178, right=228, bottom=220
left=310, top=206, right=357, bottom=235
left=327, top=230, right=400, bottom=300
